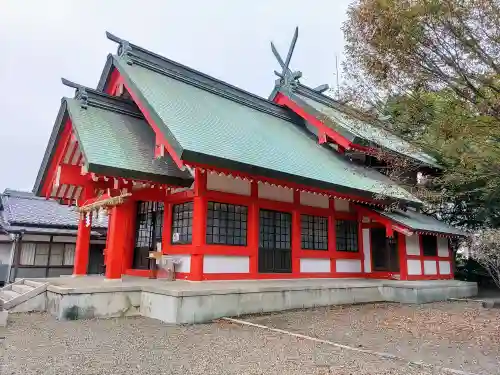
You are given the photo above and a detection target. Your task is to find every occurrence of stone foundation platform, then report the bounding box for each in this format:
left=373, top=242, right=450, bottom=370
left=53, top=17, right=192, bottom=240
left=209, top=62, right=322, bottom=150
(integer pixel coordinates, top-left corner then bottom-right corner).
left=19, top=277, right=478, bottom=324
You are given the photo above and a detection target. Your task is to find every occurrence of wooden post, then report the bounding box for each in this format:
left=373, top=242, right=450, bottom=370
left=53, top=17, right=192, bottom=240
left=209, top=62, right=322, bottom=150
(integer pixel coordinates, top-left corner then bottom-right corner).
left=248, top=181, right=259, bottom=275
left=190, top=169, right=207, bottom=281
left=73, top=215, right=92, bottom=276
left=73, top=188, right=93, bottom=276
left=105, top=200, right=134, bottom=279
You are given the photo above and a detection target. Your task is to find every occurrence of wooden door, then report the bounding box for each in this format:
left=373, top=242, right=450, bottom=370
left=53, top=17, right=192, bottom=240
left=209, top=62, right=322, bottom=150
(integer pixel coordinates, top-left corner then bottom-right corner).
left=132, top=201, right=164, bottom=270
left=371, top=228, right=400, bottom=272
left=258, top=209, right=292, bottom=273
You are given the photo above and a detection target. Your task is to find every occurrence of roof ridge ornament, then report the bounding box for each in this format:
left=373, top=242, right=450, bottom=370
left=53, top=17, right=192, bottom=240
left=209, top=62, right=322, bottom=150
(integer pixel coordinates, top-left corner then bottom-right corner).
left=106, top=31, right=133, bottom=64
left=61, top=78, right=88, bottom=109
left=271, top=27, right=302, bottom=90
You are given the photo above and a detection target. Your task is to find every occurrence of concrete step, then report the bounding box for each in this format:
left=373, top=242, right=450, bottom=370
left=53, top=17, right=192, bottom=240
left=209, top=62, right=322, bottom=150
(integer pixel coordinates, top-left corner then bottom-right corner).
left=0, top=290, right=20, bottom=301
left=24, top=280, right=46, bottom=288
left=12, top=284, right=34, bottom=294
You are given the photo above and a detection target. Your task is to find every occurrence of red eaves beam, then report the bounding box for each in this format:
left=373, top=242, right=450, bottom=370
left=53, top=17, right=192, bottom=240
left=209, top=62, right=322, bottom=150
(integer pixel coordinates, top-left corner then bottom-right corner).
left=41, top=120, right=73, bottom=198
left=274, top=92, right=352, bottom=150
left=274, top=93, right=386, bottom=156
left=104, top=67, right=184, bottom=170
left=188, top=162, right=385, bottom=207
left=354, top=204, right=413, bottom=237
left=56, top=164, right=88, bottom=186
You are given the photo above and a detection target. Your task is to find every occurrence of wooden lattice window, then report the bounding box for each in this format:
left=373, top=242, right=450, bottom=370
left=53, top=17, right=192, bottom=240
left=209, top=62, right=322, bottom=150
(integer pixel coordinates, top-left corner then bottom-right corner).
left=301, top=214, right=328, bottom=250
left=171, top=201, right=193, bottom=244
left=336, top=220, right=359, bottom=252
left=206, top=202, right=247, bottom=246
left=421, top=235, right=437, bottom=256
left=135, top=201, right=165, bottom=249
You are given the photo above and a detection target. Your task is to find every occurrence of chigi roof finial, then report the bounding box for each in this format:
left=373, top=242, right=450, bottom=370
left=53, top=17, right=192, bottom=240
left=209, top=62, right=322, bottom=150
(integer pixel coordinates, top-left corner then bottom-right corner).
left=106, top=31, right=132, bottom=58
left=61, top=78, right=88, bottom=109
left=271, top=27, right=302, bottom=90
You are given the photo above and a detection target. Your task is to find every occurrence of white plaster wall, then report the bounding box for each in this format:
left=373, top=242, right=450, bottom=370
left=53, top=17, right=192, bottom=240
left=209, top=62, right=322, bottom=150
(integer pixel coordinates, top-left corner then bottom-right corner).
left=405, top=235, right=420, bottom=255
left=362, top=228, right=371, bottom=273
left=203, top=256, right=250, bottom=274
left=336, top=259, right=362, bottom=273
left=437, top=237, right=450, bottom=257
left=23, top=234, right=50, bottom=242
left=0, top=242, right=12, bottom=265
left=299, top=192, right=329, bottom=208
left=439, top=261, right=451, bottom=275
left=424, top=260, right=438, bottom=275
left=334, top=199, right=350, bottom=212
left=53, top=236, right=77, bottom=243
left=165, top=255, right=191, bottom=273
left=0, top=235, right=11, bottom=241
left=258, top=183, right=293, bottom=202
left=407, top=259, right=422, bottom=275
left=300, top=258, right=331, bottom=273
left=207, top=172, right=251, bottom=196
left=170, top=186, right=192, bottom=194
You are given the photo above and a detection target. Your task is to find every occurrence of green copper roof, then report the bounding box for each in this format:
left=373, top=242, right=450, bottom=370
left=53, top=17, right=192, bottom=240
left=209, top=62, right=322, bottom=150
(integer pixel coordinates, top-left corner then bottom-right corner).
left=113, top=56, right=421, bottom=204
left=292, top=93, right=440, bottom=168
left=376, top=209, right=464, bottom=236
left=64, top=97, right=192, bottom=185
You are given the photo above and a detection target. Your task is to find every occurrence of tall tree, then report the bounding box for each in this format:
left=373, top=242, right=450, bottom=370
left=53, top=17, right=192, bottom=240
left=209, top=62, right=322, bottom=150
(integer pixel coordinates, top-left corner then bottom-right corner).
left=342, top=0, right=500, bottom=229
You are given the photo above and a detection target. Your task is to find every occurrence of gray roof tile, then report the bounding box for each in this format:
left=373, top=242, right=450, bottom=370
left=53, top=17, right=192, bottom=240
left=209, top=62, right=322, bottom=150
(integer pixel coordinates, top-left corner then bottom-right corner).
left=376, top=208, right=464, bottom=236
left=0, top=189, right=107, bottom=235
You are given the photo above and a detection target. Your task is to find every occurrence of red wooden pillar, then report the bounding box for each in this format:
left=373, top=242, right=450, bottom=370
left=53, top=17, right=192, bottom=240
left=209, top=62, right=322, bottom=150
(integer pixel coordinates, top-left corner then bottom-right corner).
left=398, top=233, right=408, bottom=280
left=358, top=212, right=366, bottom=273
left=190, top=169, right=207, bottom=281
left=121, top=201, right=137, bottom=273
left=328, top=198, right=336, bottom=275
left=73, top=188, right=93, bottom=276
left=162, top=201, right=172, bottom=255
left=291, top=190, right=301, bottom=274
left=105, top=200, right=135, bottom=279
left=73, top=214, right=92, bottom=276
left=248, top=181, right=259, bottom=275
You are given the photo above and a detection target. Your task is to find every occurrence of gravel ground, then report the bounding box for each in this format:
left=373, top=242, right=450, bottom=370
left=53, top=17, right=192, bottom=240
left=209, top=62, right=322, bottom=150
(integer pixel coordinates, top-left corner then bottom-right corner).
left=0, top=313, right=450, bottom=375
left=246, top=301, right=500, bottom=375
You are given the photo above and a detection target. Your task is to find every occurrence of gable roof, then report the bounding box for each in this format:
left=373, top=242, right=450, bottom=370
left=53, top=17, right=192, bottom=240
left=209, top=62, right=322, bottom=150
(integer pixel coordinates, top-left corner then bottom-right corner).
left=273, top=83, right=440, bottom=168
left=98, top=36, right=422, bottom=206
left=33, top=88, right=193, bottom=196
left=0, top=189, right=105, bottom=236
left=375, top=208, right=465, bottom=237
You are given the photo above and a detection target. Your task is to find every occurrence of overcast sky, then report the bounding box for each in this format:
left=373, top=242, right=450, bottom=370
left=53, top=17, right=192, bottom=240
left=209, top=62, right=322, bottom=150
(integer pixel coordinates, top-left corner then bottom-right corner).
left=0, top=0, right=351, bottom=192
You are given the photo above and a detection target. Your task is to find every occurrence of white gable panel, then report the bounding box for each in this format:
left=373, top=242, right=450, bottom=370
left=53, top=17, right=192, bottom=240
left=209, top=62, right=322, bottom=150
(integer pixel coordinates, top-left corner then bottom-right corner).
left=405, top=234, right=420, bottom=255
left=258, top=183, right=293, bottom=202
left=300, top=191, right=329, bottom=208
left=207, top=172, right=251, bottom=196
left=334, top=199, right=350, bottom=212
left=437, top=237, right=449, bottom=257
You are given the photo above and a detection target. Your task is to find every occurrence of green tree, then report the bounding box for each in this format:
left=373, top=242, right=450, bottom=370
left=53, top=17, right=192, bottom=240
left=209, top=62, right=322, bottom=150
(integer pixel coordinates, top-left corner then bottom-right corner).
left=342, top=0, right=500, bottom=229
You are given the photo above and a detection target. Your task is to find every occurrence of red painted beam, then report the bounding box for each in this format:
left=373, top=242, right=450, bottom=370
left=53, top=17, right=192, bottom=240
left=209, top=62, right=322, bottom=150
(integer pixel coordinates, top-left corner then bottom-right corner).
left=274, top=93, right=353, bottom=150
left=41, top=120, right=73, bottom=198
left=189, top=161, right=385, bottom=207
left=57, top=164, right=89, bottom=187
left=354, top=204, right=412, bottom=237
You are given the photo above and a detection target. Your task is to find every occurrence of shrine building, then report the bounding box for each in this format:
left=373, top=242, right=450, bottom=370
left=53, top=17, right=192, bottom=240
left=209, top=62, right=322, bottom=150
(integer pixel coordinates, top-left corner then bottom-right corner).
left=33, top=30, right=463, bottom=282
